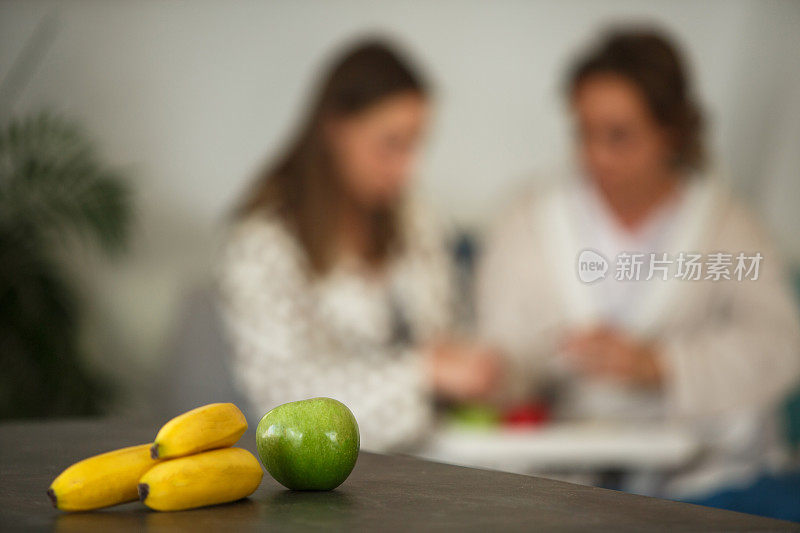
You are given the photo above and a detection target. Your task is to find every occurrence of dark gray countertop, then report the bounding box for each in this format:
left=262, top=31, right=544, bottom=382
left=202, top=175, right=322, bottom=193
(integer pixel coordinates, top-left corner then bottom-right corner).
left=0, top=418, right=796, bottom=531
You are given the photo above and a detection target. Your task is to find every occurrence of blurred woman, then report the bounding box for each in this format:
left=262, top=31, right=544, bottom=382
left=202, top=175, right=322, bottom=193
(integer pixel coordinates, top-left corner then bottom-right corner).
left=219, top=40, right=498, bottom=451
left=478, top=29, right=800, bottom=499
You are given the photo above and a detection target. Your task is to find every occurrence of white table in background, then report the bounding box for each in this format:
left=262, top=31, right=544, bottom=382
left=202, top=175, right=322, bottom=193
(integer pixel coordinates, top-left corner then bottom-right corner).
left=415, top=422, right=700, bottom=476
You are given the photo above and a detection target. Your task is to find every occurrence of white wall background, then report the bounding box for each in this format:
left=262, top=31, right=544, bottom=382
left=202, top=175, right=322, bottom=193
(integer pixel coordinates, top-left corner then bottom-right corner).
left=2, top=0, right=799, bottom=410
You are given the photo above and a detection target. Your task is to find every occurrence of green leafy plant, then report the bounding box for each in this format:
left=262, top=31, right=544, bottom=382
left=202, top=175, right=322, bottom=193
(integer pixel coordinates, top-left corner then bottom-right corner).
left=0, top=112, right=132, bottom=418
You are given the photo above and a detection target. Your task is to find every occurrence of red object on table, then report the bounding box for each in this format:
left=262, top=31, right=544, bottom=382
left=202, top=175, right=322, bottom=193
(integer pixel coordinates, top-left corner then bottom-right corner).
left=502, top=403, right=550, bottom=428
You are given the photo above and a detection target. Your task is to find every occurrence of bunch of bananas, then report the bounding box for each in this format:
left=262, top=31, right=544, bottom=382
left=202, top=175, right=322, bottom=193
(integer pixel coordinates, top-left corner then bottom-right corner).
left=48, top=403, right=263, bottom=512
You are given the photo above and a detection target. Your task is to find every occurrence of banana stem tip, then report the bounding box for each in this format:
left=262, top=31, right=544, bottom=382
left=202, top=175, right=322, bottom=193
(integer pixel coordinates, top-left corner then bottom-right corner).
left=138, top=483, right=149, bottom=502
left=46, top=488, right=57, bottom=508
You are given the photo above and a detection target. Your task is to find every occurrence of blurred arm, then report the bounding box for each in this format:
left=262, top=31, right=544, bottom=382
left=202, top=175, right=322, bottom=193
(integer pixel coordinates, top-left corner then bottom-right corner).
left=661, top=211, right=800, bottom=417
left=476, top=196, right=555, bottom=404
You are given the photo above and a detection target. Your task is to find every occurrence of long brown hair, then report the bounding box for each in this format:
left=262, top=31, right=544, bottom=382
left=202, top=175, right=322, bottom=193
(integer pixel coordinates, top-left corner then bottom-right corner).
left=567, top=27, right=705, bottom=171
left=238, top=39, right=428, bottom=275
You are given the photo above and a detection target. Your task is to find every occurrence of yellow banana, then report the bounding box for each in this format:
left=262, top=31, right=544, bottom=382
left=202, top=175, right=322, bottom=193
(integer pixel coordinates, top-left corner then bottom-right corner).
left=151, top=403, right=247, bottom=459
left=48, top=444, right=159, bottom=511
left=138, top=447, right=263, bottom=511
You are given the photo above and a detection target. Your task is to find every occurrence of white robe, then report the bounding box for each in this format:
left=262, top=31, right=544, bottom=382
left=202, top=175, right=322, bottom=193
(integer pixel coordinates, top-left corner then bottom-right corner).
left=477, top=173, right=800, bottom=498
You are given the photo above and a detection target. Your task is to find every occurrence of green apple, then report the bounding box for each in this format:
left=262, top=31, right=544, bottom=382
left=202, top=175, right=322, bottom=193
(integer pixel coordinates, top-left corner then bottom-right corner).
left=448, top=404, right=501, bottom=430
left=256, top=397, right=359, bottom=490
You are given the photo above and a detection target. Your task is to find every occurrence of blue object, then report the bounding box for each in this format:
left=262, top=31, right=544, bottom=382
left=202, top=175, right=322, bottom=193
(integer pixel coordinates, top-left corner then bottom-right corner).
left=684, top=471, right=800, bottom=522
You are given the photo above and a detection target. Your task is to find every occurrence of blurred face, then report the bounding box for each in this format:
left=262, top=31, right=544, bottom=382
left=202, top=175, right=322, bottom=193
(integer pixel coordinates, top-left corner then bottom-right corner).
left=572, top=74, right=674, bottom=191
left=328, top=91, right=428, bottom=207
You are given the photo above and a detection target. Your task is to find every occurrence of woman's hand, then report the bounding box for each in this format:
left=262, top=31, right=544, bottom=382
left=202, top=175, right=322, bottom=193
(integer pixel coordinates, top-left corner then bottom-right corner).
left=424, top=340, right=502, bottom=401
left=562, top=326, right=663, bottom=387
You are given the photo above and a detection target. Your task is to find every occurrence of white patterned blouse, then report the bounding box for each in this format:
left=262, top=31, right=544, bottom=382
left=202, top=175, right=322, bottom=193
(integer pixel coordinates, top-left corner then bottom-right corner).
left=217, top=203, right=453, bottom=452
